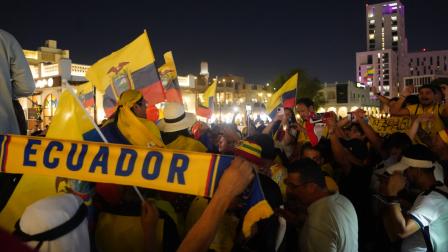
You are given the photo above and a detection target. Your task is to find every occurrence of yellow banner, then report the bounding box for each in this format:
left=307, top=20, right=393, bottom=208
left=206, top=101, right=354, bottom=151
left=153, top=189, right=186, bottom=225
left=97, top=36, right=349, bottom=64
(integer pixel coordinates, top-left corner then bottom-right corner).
left=368, top=116, right=412, bottom=136
left=0, top=135, right=226, bottom=198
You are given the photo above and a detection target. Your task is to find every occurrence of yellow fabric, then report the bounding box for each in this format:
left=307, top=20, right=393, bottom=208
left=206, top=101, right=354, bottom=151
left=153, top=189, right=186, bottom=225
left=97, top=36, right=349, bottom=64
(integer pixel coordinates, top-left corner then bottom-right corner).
left=270, top=163, right=288, bottom=200
left=118, top=89, right=143, bottom=107
left=166, top=135, right=207, bottom=152
left=1, top=134, right=225, bottom=197
left=368, top=116, right=412, bottom=136
left=325, top=176, right=339, bottom=193
left=95, top=212, right=164, bottom=252
left=297, top=122, right=329, bottom=143
left=200, top=80, right=217, bottom=108
left=46, top=90, right=96, bottom=141
left=439, top=129, right=448, bottom=145
left=0, top=89, right=93, bottom=231
left=266, top=73, right=298, bottom=113
left=158, top=51, right=177, bottom=80
left=74, top=82, right=93, bottom=95
left=0, top=176, right=60, bottom=232
left=407, top=104, right=445, bottom=138
left=86, top=31, right=155, bottom=92
left=242, top=200, right=274, bottom=238
left=321, top=163, right=335, bottom=178
left=117, top=106, right=165, bottom=148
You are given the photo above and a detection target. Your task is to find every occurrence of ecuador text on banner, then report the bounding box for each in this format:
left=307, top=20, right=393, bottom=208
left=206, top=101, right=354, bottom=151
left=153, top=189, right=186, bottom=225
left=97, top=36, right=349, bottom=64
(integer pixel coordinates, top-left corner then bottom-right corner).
left=86, top=31, right=165, bottom=117
left=266, top=73, right=298, bottom=118
left=158, top=51, right=183, bottom=104
left=196, top=80, right=217, bottom=119
left=0, top=134, right=273, bottom=237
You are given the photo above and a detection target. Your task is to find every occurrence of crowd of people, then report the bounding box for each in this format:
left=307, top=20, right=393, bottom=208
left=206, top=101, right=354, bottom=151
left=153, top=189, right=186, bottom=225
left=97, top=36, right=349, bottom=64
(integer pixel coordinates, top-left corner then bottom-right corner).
left=1, top=29, right=448, bottom=252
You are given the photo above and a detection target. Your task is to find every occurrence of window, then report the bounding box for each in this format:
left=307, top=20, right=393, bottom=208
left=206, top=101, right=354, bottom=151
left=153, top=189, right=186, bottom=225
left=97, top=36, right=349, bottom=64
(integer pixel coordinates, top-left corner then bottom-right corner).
left=369, top=34, right=375, bottom=39
left=391, top=26, right=398, bottom=31
left=368, top=55, right=373, bottom=64
left=369, top=19, right=375, bottom=24
left=430, top=57, right=433, bottom=65
left=391, top=16, right=397, bottom=21
left=393, top=36, right=398, bottom=42
left=417, top=58, right=420, bottom=66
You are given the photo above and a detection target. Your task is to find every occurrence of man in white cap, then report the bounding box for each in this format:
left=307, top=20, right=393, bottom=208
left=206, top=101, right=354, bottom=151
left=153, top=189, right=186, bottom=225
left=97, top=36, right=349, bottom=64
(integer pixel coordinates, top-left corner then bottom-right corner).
left=158, top=102, right=206, bottom=152
left=382, top=144, right=448, bottom=252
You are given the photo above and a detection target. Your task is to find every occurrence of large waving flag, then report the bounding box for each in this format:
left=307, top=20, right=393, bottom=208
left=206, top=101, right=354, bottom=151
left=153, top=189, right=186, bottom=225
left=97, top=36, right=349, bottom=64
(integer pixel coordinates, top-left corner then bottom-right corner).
left=196, top=80, right=217, bottom=119
left=266, top=73, right=298, bottom=118
left=86, top=31, right=165, bottom=117
left=158, top=51, right=183, bottom=104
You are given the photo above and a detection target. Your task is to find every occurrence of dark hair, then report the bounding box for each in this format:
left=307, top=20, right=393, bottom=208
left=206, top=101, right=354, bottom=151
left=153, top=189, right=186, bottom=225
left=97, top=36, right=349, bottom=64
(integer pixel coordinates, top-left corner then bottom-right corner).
left=300, top=142, right=320, bottom=157
left=383, top=132, right=412, bottom=152
left=296, top=97, right=314, bottom=108
left=419, top=84, right=436, bottom=93
left=403, top=144, right=435, bottom=163
left=287, top=158, right=326, bottom=188
left=349, top=123, right=364, bottom=135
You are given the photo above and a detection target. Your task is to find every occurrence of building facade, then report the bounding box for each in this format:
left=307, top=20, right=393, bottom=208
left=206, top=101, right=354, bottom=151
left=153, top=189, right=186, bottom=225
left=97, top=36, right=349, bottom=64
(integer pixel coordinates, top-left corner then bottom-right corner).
left=356, top=0, right=448, bottom=97
left=317, top=81, right=380, bottom=117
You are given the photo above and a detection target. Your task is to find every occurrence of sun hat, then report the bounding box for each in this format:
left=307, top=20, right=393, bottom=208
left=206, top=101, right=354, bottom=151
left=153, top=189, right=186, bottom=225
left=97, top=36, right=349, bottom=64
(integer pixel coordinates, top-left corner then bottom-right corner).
left=157, top=102, right=196, bottom=133
left=386, top=144, right=435, bottom=174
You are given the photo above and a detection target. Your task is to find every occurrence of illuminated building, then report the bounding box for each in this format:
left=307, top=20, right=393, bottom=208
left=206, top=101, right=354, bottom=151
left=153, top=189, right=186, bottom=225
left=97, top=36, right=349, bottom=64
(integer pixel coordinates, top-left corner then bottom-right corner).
left=356, top=0, right=448, bottom=97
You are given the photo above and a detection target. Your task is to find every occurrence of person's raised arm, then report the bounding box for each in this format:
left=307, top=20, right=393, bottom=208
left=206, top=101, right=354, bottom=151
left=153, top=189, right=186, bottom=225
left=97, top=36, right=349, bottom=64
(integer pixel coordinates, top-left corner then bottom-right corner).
left=327, top=112, right=362, bottom=175
left=352, top=109, right=385, bottom=158
left=262, top=112, right=282, bottom=135
left=382, top=173, right=420, bottom=240
left=177, top=157, right=254, bottom=252
left=389, top=87, right=411, bottom=117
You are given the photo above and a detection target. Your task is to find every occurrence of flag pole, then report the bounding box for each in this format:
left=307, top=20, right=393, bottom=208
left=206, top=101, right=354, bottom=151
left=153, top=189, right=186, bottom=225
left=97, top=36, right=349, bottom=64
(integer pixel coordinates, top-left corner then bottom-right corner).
left=62, top=80, right=145, bottom=203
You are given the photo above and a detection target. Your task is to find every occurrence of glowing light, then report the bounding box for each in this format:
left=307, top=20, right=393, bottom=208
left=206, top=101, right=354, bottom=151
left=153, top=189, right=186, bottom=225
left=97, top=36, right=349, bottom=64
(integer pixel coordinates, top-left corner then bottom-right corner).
left=47, top=78, right=54, bottom=87
left=233, top=106, right=239, bottom=112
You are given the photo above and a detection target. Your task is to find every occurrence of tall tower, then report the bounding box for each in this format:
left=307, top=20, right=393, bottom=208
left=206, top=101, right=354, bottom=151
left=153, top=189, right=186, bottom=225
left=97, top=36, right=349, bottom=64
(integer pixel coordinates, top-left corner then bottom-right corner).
left=365, top=1, right=407, bottom=55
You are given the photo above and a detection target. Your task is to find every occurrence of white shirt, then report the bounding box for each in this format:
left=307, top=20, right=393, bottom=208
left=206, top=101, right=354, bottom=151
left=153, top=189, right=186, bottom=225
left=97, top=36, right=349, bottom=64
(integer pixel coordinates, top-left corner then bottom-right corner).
left=20, top=194, right=90, bottom=252
left=402, top=186, right=448, bottom=252
left=300, top=193, right=358, bottom=252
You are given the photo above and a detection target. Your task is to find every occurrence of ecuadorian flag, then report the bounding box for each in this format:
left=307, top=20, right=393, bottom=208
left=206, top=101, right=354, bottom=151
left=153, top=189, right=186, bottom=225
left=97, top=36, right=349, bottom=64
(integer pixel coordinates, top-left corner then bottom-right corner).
left=86, top=31, right=165, bottom=117
left=196, top=80, right=217, bottom=119
left=158, top=51, right=183, bottom=104
left=266, top=73, right=298, bottom=118
left=74, top=82, right=94, bottom=108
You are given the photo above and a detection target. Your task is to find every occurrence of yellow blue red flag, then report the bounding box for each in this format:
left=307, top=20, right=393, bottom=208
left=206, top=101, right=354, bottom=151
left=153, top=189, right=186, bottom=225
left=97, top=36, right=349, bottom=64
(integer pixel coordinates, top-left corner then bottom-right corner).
left=196, top=80, right=217, bottom=119
left=74, top=82, right=94, bottom=108
left=158, top=51, right=183, bottom=104
left=86, top=31, right=165, bottom=117
left=266, top=73, right=298, bottom=118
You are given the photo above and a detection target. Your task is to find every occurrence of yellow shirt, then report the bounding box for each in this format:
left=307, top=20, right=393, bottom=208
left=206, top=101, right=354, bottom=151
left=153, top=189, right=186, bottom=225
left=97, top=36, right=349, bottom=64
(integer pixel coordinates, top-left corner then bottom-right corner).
left=407, top=103, right=445, bottom=140
left=166, top=135, right=207, bottom=152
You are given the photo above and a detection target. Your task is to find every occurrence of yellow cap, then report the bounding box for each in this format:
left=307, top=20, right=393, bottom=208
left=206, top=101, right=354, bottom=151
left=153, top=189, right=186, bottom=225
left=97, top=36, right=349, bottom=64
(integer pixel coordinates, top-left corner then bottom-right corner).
left=118, top=90, right=143, bottom=107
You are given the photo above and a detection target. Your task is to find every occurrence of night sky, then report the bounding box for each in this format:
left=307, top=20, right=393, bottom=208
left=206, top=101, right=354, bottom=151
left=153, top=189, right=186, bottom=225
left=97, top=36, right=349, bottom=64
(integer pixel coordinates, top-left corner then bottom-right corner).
left=1, top=0, right=447, bottom=84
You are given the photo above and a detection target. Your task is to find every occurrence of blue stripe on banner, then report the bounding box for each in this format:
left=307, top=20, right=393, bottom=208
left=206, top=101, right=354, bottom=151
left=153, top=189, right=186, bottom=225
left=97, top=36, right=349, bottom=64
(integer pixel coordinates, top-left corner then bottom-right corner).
left=131, top=64, right=160, bottom=89
left=211, top=156, right=234, bottom=196
left=281, top=89, right=296, bottom=100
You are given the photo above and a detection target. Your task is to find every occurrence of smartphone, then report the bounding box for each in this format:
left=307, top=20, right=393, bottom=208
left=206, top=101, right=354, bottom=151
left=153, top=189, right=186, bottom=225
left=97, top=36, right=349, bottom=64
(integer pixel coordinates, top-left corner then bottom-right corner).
left=310, top=113, right=325, bottom=124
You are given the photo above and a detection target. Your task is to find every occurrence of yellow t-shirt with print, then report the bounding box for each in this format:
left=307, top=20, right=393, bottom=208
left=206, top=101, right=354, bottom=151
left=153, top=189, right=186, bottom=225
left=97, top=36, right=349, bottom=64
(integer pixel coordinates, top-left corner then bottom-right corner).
left=407, top=103, right=445, bottom=142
